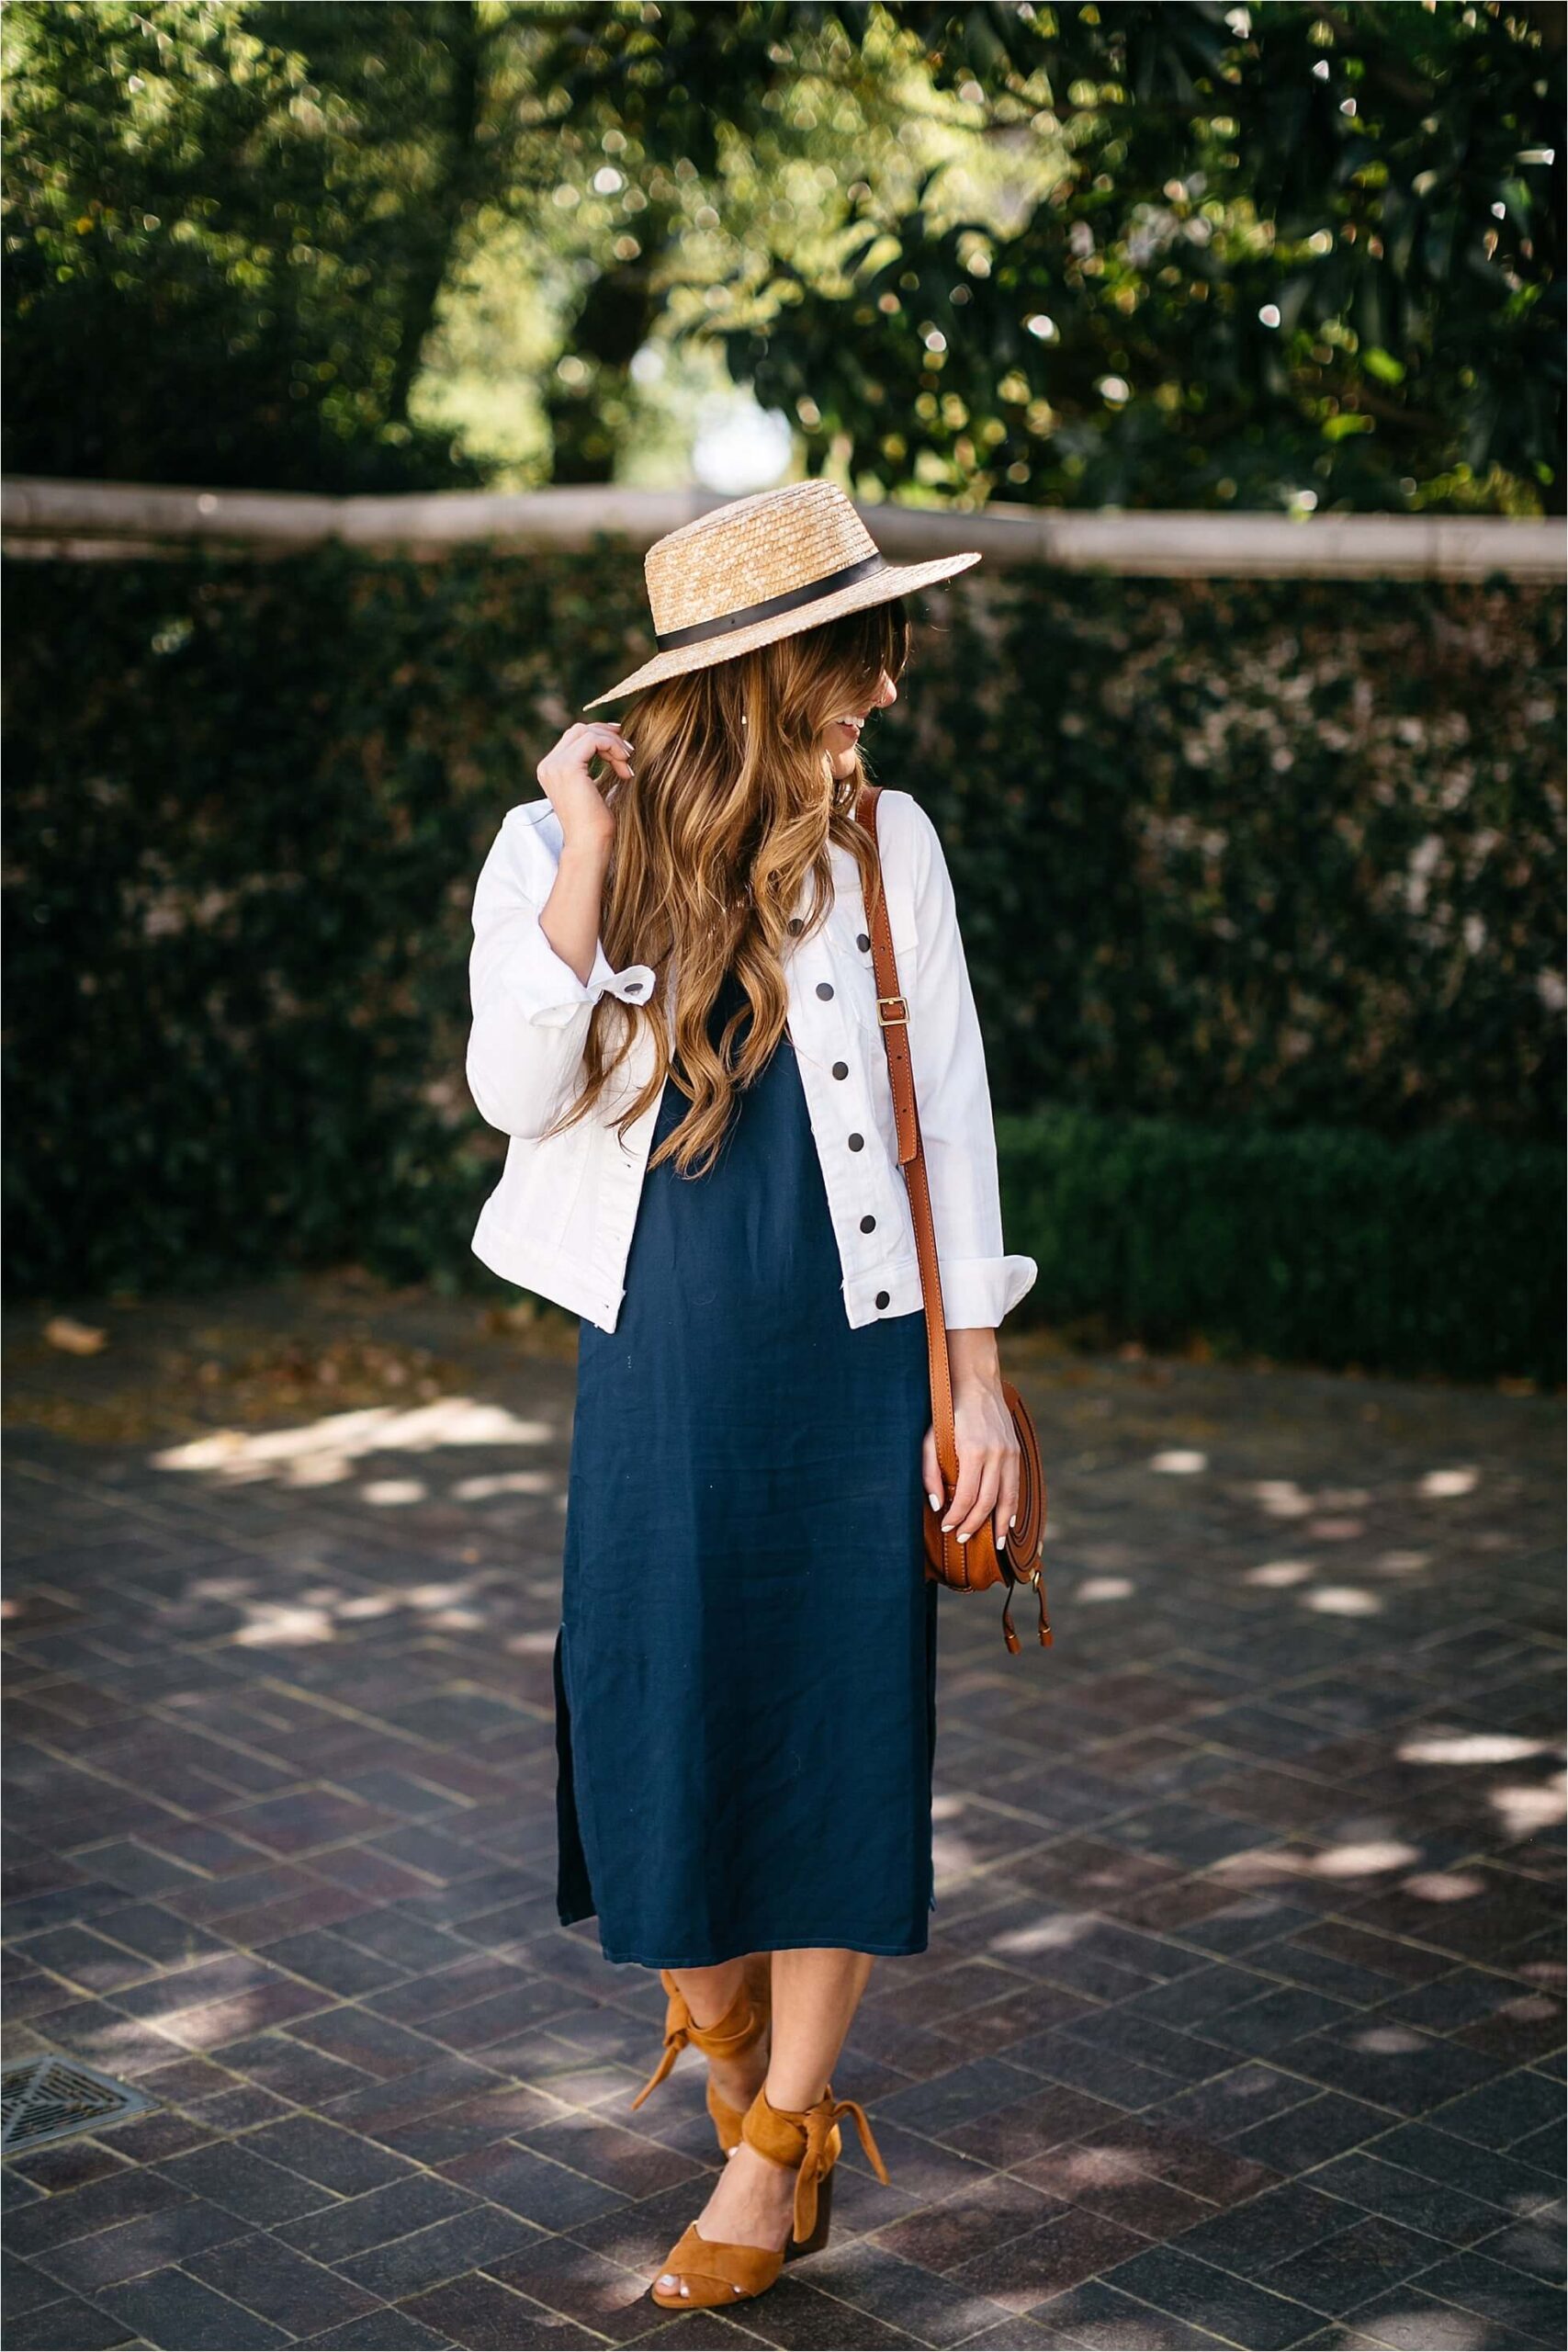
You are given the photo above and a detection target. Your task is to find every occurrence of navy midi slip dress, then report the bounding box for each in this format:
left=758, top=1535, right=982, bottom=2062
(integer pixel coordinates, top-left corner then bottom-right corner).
left=554, top=963, right=939, bottom=1967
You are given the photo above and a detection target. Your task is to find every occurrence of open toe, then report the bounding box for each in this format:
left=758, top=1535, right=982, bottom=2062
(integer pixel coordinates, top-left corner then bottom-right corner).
left=647, top=2083, right=888, bottom=2310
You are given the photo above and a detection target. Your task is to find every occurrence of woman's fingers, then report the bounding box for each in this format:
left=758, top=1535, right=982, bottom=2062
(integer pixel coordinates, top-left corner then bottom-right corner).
left=536, top=720, right=635, bottom=842
left=940, top=1453, right=979, bottom=1537
left=921, top=1425, right=942, bottom=1515
left=957, top=1457, right=1001, bottom=1544
left=550, top=722, right=633, bottom=758
left=937, top=1446, right=1021, bottom=1547
left=538, top=721, right=635, bottom=794
left=578, top=726, right=634, bottom=762
left=943, top=1451, right=1003, bottom=1544
left=993, top=1451, right=1022, bottom=1553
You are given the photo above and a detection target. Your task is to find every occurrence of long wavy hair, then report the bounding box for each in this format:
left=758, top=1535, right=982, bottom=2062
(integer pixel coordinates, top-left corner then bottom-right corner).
left=546, top=596, right=910, bottom=1174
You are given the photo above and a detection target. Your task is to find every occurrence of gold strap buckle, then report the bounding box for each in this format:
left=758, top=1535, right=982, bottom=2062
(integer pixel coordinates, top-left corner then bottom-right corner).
left=876, top=994, right=908, bottom=1027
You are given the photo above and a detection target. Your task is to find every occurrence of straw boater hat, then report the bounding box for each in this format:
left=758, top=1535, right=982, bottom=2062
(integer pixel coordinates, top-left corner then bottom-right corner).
left=583, top=479, right=981, bottom=707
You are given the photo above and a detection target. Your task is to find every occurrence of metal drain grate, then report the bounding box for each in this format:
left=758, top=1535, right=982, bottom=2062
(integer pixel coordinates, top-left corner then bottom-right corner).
left=1, top=2054, right=152, bottom=2155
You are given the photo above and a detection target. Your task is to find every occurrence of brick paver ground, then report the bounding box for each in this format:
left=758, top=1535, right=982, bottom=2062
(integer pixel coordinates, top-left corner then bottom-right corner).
left=3, top=1279, right=1562, bottom=2352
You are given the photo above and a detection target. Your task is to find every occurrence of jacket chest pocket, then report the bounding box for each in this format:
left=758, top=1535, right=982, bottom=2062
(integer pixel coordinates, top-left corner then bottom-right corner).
left=825, top=926, right=882, bottom=1033
left=827, top=918, right=919, bottom=1031
left=812, top=933, right=897, bottom=1165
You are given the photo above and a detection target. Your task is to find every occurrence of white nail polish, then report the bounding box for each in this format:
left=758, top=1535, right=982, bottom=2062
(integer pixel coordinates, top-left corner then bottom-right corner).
left=957, top=1530, right=970, bottom=1544
left=928, top=1493, right=942, bottom=1512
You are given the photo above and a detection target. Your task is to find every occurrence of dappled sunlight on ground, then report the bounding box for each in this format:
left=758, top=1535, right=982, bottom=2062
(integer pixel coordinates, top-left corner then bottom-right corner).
left=152, top=1396, right=556, bottom=1489
left=3, top=1281, right=1562, bottom=2349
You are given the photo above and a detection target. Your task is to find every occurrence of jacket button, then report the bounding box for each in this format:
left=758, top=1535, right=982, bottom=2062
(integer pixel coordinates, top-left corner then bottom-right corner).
left=816, top=980, right=834, bottom=1000
left=788, top=916, right=804, bottom=933
left=860, top=1214, right=876, bottom=1233
left=848, top=1132, right=864, bottom=1150
left=856, top=931, right=871, bottom=952
left=831, top=1060, right=849, bottom=1080
left=875, top=1290, right=890, bottom=1309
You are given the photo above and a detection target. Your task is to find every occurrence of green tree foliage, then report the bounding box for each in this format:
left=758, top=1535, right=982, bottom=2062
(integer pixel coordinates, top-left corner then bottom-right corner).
left=4, top=0, right=884, bottom=488
left=6, top=3, right=1559, bottom=505
left=724, top=2, right=1565, bottom=512
left=4, top=0, right=505, bottom=489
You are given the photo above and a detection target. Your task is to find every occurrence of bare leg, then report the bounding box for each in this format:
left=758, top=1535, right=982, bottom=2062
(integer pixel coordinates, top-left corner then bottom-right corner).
left=654, top=1948, right=874, bottom=2297
left=665, top=1954, right=770, bottom=2117
left=765, top=1948, right=873, bottom=2106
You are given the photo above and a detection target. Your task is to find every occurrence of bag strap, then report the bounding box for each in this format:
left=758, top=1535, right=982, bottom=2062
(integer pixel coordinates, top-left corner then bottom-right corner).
left=856, top=782, right=960, bottom=1503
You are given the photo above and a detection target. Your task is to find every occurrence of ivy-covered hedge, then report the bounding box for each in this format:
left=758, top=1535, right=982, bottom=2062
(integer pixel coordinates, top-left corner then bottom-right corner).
left=998, top=1111, right=1563, bottom=1387
left=4, top=546, right=1561, bottom=1378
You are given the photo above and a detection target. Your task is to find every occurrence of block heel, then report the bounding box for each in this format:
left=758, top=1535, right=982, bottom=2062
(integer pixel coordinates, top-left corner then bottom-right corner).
left=649, top=2083, right=886, bottom=2309
left=784, top=2162, right=833, bottom=2258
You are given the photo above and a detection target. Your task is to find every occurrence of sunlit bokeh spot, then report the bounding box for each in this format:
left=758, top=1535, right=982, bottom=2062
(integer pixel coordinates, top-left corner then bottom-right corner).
left=1402, top=1870, right=1487, bottom=1902
left=1356, top=2024, right=1427, bottom=2053
left=1302, top=1583, right=1383, bottom=1615
left=1358, top=2304, right=1489, bottom=2346
left=232, top=1600, right=335, bottom=1646
left=1489, top=1774, right=1567, bottom=1838
left=1150, top=1449, right=1207, bottom=1475
left=1254, top=1478, right=1312, bottom=1517
left=152, top=1396, right=552, bottom=1487
left=1399, top=1731, right=1554, bottom=1766
left=1419, top=1465, right=1480, bottom=1497
left=691, top=392, right=793, bottom=494
left=1307, top=1839, right=1422, bottom=1877
left=991, top=1911, right=1094, bottom=1957
left=1245, top=1558, right=1314, bottom=1587
left=453, top=1470, right=554, bottom=1500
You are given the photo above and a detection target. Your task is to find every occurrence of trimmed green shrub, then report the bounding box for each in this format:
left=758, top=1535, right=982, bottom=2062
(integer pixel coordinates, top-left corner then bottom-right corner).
left=998, top=1110, right=1563, bottom=1385
left=4, top=546, right=1561, bottom=1382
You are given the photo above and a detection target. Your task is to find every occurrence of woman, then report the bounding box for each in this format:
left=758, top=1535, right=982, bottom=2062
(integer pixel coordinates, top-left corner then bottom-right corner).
left=466, top=481, right=1037, bottom=2308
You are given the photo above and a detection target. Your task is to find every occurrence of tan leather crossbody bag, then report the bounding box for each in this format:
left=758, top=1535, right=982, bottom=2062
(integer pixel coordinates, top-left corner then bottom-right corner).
left=857, top=783, right=1052, bottom=1657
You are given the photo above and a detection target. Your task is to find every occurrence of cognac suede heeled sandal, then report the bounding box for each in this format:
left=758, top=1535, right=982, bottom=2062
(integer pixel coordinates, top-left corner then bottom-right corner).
left=649, top=2081, right=890, bottom=2310
left=629, top=1957, right=772, bottom=2154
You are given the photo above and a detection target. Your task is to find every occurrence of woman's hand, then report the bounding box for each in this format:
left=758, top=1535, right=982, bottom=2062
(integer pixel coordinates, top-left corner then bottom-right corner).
left=921, top=1328, right=1021, bottom=1554
left=536, top=720, right=635, bottom=852
left=535, top=722, right=634, bottom=988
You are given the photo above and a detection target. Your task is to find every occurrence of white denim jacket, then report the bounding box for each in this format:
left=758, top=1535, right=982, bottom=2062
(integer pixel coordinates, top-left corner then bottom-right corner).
left=467, top=789, right=1037, bottom=1335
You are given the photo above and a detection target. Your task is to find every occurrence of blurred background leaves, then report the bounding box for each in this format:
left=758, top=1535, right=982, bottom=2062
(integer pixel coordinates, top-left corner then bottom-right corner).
left=6, top=1, right=1562, bottom=507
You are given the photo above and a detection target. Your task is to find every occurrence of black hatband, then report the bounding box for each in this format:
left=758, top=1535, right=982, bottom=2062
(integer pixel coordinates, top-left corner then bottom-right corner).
left=654, top=552, right=887, bottom=651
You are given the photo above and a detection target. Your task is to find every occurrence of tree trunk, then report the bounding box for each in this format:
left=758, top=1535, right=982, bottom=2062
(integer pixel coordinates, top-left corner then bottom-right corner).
left=546, top=208, right=673, bottom=484
left=386, top=2, right=483, bottom=429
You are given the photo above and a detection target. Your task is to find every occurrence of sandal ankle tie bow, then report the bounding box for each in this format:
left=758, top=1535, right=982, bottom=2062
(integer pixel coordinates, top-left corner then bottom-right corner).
left=745, top=2084, right=890, bottom=2245
left=631, top=1968, right=766, bottom=2112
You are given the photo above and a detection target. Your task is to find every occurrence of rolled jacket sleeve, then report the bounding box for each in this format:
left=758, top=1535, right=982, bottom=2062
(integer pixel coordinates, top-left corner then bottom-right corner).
left=467, top=808, right=655, bottom=1138
left=902, top=797, right=1037, bottom=1331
